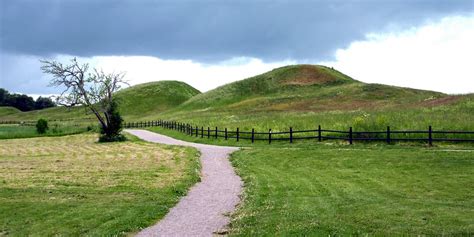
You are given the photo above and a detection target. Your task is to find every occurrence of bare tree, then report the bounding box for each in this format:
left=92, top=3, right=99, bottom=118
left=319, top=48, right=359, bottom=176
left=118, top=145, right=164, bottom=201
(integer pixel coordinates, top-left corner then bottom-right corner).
left=41, top=58, right=128, bottom=141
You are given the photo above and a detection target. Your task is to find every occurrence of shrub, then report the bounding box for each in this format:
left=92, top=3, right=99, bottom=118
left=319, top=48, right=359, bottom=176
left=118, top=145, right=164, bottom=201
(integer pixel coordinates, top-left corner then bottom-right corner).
left=98, top=100, right=126, bottom=142
left=36, top=119, right=48, bottom=134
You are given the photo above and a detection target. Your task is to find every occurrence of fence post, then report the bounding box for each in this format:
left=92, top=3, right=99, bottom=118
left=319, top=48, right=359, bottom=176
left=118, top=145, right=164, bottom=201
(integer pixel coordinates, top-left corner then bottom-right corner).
left=201, top=126, right=204, bottom=138
left=349, top=127, right=353, bottom=145
left=429, top=125, right=432, bottom=146
left=386, top=126, right=391, bottom=144
left=318, top=125, right=321, bottom=142
left=269, top=129, right=272, bottom=144
left=215, top=127, right=218, bottom=139
left=225, top=128, right=228, bottom=140
left=290, top=127, right=293, bottom=143
left=236, top=127, right=240, bottom=142
left=196, top=126, right=198, bottom=137
left=251, top=128, right=255, bottom=143
left=208, top=127, right=210, bottom=138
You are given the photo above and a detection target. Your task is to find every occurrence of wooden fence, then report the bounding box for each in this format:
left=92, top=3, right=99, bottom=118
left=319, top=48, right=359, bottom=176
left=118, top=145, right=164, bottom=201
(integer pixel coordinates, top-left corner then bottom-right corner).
left=124, top=120, right=474, bottom=145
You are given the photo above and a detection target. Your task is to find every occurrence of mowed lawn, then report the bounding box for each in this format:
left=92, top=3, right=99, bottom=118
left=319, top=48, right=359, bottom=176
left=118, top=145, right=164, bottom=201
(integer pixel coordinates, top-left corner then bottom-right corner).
left=229, top=146, right=474, bottom=236
left=0, top=134, right=200, bottom=236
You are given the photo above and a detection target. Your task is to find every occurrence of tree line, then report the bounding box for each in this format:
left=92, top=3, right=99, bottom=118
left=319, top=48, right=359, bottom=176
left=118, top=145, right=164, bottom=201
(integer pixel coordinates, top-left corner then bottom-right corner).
left=0, top=88, right=56, bottom=111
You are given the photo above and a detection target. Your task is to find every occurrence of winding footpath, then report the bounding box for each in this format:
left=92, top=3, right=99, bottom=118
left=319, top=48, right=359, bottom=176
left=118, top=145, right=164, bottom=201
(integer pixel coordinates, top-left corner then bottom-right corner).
left=125, top=129, right=243, bottom=237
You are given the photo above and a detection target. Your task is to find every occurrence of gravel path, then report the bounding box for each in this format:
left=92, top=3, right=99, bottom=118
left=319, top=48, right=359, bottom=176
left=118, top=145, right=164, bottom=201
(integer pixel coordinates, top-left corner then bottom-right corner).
left=125, top=129, right=243, bottom=237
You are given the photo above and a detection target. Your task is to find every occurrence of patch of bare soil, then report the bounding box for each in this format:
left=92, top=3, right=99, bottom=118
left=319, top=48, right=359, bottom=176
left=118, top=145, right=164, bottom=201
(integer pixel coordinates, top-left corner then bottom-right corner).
left=416, top=96, right=462, bottom=107
left=280, top=65, right=337, bottom=86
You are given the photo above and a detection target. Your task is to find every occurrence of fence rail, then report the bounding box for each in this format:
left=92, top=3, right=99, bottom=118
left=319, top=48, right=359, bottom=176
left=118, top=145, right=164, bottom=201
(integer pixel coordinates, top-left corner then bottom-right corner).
left=124, top=120, right=474, bottom=145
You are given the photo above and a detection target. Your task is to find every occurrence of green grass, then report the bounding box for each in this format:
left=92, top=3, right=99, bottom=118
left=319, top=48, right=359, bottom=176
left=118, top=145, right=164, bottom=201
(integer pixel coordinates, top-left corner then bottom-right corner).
left=0, top=105, right=95, bottom=122
left=0, top=123, right=92, bottom=139
left=0, top=134, right=200, bottom=236
left=0, top=107, right=21, bottom=117
left=229, top=146, right=474, bottom=236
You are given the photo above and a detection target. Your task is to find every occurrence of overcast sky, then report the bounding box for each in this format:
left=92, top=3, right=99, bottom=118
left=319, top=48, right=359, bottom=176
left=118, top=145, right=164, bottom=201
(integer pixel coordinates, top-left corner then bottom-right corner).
left=1, top=0, right=473, bottom=96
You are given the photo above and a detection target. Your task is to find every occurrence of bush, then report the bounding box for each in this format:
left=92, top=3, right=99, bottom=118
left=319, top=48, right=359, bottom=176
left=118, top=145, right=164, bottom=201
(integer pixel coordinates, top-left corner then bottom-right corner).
left=98, top=100, right=126, bottom=143
left=98, top=134, right=126, bottom=142
left=36, top=119, right=49, bottom=134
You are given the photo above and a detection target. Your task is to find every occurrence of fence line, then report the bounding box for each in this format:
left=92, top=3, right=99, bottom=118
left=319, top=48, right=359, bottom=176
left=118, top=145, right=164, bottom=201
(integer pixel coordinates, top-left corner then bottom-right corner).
left=124, top=120, right=474, bottom=145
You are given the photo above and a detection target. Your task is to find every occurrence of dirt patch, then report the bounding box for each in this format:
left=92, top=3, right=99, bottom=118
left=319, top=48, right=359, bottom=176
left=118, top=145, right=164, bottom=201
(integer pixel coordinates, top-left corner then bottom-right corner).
left=416, top=96, right=462, bottom=107
left=280, top=65, right=336, bottom=86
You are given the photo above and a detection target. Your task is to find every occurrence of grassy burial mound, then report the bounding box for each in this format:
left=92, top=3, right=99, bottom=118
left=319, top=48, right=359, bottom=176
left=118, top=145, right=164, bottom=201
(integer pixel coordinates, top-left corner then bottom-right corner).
left=0, top=81, right=200, bottom=122
left=0, top=134, right=200, bottom=236
left=114, top=80, right=200, bottom=120
left=176, top=64, right=444, bottom=112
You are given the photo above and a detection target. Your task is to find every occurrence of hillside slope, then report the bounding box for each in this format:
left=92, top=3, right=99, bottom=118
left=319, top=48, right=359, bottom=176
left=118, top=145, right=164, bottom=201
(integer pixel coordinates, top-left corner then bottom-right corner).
left=0, top=107, right=21, bottom=117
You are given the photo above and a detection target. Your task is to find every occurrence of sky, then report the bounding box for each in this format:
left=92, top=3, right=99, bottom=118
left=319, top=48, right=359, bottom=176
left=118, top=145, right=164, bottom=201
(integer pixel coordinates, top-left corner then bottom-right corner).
left=1, top=0, right=473, bottom=96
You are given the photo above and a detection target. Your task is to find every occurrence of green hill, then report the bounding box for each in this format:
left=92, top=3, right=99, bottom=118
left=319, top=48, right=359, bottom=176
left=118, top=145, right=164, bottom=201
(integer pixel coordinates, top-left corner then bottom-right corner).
left=176, top=64, right=445, bottom=113
left=0, top=105, right=93, bottom=122
left=144, top=64, right=473, bottom=132
left=114, top=80, right=200, bottom=119
left=0, top=107, right=21, bottom=117
left=0, top=81, right=200, bottom=121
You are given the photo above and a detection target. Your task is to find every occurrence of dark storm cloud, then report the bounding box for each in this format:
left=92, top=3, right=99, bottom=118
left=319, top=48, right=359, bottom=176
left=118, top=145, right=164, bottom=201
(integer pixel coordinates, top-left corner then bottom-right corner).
left=1, top=0, right=472, bottom=62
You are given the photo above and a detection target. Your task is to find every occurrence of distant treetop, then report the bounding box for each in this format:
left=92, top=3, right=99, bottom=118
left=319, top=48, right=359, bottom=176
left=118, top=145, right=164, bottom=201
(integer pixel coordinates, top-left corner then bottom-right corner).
left=0, top=88, right=56, bottom=111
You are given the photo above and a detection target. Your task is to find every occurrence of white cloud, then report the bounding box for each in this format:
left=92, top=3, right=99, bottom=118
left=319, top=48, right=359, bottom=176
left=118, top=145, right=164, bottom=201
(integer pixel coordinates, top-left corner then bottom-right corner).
left=1, top=53, right=294, bottom=95
left=320, top=15, right=474, bottom=94
left=91, top=56, right=295, bottom=92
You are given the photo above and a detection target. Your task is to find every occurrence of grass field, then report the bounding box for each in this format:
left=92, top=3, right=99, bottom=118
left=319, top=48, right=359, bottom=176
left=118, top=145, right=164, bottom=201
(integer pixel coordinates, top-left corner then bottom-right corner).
left=0, top=134, right=200, bottom=236
left=228, top=146, right=474, bottom=236
left=1, top=64, right=473, bottom=235
left=0, top=123, right=92, bottom=139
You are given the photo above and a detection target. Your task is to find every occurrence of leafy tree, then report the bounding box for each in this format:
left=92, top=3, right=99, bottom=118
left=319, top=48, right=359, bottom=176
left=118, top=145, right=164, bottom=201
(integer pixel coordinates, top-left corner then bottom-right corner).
left=36, top=118, right=49, bottom=134
left=34, top=96, right=56, bottom=110
left=0, top=88, right=55, bottom=111
left=0, top=88, right=8, bottom=106
left=8, top=94, right=35, bottom=111
left=40, top=58, right=127, bottom=142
